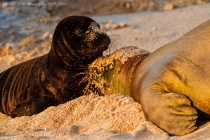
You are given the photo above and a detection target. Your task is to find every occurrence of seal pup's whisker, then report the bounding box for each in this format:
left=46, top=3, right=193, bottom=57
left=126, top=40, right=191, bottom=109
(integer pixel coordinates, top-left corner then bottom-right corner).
left=104, top=36, right=122, bottom=55
left=78, top=75, right=89, bottom=86
left=75, top=64, right=89, bottom=70
left=72, top=71, right=89, bottom=78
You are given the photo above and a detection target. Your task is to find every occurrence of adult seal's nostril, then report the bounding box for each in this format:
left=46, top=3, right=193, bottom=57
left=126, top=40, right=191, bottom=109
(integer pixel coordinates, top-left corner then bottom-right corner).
left=0, top=16, right=110, bottom=117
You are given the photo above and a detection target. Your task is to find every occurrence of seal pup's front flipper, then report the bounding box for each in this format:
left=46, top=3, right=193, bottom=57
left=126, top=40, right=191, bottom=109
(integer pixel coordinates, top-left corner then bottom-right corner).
left=10, top=97, right=58, bottom=118
left=10, top=89, right=58, bottom=118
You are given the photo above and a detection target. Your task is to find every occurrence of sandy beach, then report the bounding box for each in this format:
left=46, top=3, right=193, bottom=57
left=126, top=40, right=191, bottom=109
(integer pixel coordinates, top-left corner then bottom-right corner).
left=0, top=1, right=210, bottom=139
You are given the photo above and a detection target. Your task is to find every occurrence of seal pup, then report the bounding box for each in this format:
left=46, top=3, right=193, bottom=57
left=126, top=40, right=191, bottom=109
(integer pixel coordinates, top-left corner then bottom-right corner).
left=87, top=19, right=210, bottom=136
left=0, top=16, right=110, bottom=117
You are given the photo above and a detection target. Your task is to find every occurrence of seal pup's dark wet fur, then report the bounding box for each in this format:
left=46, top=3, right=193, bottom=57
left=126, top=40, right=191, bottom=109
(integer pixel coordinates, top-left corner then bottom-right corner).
left=0, top=16, right=110, bottom=117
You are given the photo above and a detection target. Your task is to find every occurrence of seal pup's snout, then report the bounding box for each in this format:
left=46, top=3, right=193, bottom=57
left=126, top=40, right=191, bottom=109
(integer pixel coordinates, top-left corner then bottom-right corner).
left=85, top=21, right=110, bottom=52
left=97, top=32, right=111, bottom=50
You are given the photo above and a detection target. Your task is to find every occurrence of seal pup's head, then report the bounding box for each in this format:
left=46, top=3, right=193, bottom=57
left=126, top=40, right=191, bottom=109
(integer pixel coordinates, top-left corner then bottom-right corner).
left=51, top=16, right=110, bottom=68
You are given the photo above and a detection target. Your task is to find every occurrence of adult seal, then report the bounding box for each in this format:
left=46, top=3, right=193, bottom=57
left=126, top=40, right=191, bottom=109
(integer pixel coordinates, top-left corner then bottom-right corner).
left=87, top=19, right=210, bottom=136
left=0, top=16, right=110, bottom=117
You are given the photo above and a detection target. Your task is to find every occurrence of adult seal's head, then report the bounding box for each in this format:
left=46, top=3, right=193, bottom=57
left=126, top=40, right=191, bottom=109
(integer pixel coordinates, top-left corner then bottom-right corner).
left=50, top=16, right=111, bottom=70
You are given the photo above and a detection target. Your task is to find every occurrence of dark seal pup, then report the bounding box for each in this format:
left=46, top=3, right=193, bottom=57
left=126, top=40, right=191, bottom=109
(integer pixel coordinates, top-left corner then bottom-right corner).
left=0, top=16, right=110, bottom=118
left=87, top=19, right=210, bottom=136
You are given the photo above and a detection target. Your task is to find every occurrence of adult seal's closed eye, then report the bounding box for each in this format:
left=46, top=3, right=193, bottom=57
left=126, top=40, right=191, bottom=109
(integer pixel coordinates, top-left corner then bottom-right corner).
left=88, top=19, right=210, bottom=136
left=0, top=16, right=110, bottom=117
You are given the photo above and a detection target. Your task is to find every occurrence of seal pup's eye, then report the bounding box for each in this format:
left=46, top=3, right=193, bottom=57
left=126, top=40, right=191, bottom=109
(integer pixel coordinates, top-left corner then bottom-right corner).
left=75, top=28, right=83, bottom=36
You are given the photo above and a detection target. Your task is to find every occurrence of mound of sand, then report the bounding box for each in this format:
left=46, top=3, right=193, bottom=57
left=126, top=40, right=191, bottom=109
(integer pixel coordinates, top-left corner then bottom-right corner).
left=0, top=94, right=148, bottom=139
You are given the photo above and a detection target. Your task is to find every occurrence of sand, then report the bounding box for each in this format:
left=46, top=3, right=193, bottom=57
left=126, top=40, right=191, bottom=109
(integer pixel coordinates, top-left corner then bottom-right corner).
left=1, top=1, right=210, bottom=140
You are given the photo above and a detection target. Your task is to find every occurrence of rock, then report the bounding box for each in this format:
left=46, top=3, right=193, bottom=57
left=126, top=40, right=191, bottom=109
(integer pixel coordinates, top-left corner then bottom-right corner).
left=113, top=23, right=128, bottom=29
left=104, top=24, right=112, bottom=30
left=119, top=22, right=128, bottom=28
left=39, top=17, right=47, bottom=23
left=0, top=47, right=12, bottom=55
left=25, top=26, right=33, bottom=30
left=101, top=20, right=113, bottom=31
left=41, top=41, right=51, bottom=47
left=163, top=3, right=174, bottom=11
left=9, top=30, right=13, bottom=34
left=51, top=16, right=61, bottom=22
left=19, top=35, right=37, bottom=48
left=26, top=18, right=30, bottom=22
left=42, top=32, right=51, bottom=39
left=4, top=43, right=15, bottom=49
left=0, top=32, right=5, bottom=39
left=152, top=27, right=156, bottom=31
left=1, top=2, right=8, bottom=8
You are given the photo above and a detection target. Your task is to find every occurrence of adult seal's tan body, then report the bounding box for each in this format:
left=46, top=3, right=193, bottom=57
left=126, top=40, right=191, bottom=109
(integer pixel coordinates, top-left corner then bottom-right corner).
left=88, top=19, right=210, bottom=136
left=0, top=16, right=110, bottom=117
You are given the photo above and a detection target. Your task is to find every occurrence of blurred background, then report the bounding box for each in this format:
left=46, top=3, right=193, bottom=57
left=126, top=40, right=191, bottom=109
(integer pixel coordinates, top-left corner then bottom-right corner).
left=0, top=0, right=210, bottom=71
left=1, top=0, right=209, bottom=17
